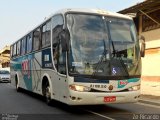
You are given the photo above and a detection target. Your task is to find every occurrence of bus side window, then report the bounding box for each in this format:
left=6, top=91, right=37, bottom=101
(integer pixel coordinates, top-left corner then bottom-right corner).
left=10, top=46, right=13, bottom=58
left=17, top=40, right=21, bottom=56
left=42, top=24, right=46, bottom=48
left=46, top=21, right=51, bottom=47
left=21, top=37, right=26, bottom=55
left=58, top=41, right=67, bottom=74
left=33, top=28, right=41, bottom=51
left=26, top=33, right=32, bottom=53
left=13, top=43, right=17, bottom=57
left=42, top=21, right=51, bottom=48
left=52, top=15, right=65, bottom=74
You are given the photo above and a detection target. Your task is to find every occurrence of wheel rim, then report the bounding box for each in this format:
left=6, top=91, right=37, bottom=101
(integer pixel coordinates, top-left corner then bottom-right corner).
left=46, top=86, right=51, bottom=103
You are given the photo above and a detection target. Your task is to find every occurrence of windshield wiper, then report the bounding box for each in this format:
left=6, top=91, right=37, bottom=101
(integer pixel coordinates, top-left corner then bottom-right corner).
left=111, top=41, right=129, bottom=77
left=118, top=54, right=129, bottom=77
left=111, top=41, right=116, bottom=57
left=92, top=40, right=108, bottom=76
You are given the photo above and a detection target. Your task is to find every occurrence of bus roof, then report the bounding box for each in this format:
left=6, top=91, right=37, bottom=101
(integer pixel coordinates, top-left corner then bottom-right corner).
left=11, top=8, right=132, bottom=46
left=55, top=8, right=132, bottom=20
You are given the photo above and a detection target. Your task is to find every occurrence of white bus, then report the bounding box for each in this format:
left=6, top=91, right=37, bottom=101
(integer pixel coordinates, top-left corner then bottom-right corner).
left=10, top=8, right=145, bottom=105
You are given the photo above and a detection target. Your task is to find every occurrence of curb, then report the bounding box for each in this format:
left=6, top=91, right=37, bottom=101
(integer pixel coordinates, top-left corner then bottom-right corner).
left=139, top=99, right=160, bottom=106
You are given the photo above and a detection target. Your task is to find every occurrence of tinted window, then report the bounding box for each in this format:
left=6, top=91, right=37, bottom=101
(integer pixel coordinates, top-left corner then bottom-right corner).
left=52, top=15, right=63, bottom=29
left=26, top=33, right=32, bottom=53
left=52, top=15, right=64, bottom=71
left=46, top=21, right=51, bottom=47
left=42, top=24, right=46, bottom=47
left=33, top=28, right=41, bottom=51
left=52, top=15, right=64, bottom=48
left=13, top=43, right=17, bottom=56
left=42, top=21, right=51, bottom=48
left=17, top=41, right=21, bottom=55
left=10, top=46, right=13, bottom=57
left=21, top=37, right=26, bottom=55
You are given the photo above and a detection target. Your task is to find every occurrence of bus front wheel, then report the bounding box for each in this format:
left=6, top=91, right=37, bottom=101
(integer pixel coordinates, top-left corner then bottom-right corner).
left=43, top=80, right=52, bottom=105
left=46, top=86, right=52, bottom=105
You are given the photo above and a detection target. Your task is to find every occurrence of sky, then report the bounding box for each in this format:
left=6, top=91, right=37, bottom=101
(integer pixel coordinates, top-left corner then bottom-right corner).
left=0, top=0, right=144, bottom=49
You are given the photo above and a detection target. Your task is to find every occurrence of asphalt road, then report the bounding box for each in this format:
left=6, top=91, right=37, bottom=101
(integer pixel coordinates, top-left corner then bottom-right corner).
left=0, top=83, right=160, bottom=120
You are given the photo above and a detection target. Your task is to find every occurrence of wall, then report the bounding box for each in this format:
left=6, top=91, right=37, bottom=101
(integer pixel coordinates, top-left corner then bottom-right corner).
left=140, top=28, right=160, bottom=82
left=141, top=28, right=160, bottom=44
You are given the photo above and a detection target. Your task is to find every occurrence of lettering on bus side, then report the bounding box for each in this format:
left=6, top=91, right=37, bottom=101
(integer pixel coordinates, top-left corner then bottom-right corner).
left=21, top=59, right=31, bottom=79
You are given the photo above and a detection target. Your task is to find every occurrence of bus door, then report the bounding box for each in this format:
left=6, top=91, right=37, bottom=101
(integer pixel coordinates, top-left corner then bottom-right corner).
left=52, top=15, right=68, bottom=101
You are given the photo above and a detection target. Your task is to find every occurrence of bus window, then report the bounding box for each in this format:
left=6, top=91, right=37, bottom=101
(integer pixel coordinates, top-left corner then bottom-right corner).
left=13, top=44, right=17, bottom=57
left=17, top=40, right=21, bottom=56
left=52, top=15, right=63, bottom=29
left=42, top=21, right=51, bottom=48
left=10, top=46, right=13, bottom=58
left=33, top=28, right=41, bottom=51
left=26, top=34, right=32, bottom=53
left=52, top=15, right=64, bottom=71
left=42, top=24, right=46, bottom=48
left=21, top=37, right=26, bottom=55
left=46, top=21, right=51, bottom=47
left=58, top=41, right=66, bottom=74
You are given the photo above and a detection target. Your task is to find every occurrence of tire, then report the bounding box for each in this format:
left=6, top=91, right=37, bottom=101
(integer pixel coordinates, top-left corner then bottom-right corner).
left=44, top=82, right=52, bottom=105
left=15, top=76, right=20, bottom=92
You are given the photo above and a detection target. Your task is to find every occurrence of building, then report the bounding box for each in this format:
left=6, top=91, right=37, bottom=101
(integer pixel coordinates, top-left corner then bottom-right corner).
left=119, top=0, right=160, bottom=82
left=0, top=45, right=10, bottom=68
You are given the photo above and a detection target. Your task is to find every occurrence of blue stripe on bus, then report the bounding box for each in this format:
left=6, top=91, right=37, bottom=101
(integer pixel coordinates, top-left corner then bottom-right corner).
left=74, top=77, right=109, bottom=83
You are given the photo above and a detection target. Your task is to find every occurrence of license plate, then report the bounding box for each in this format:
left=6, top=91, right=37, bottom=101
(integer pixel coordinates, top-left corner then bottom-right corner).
left=104, top=96, right=116, bottom=102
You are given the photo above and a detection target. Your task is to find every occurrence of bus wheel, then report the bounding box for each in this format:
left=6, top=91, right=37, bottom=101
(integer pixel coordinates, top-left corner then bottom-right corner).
left=15, top=76, right=20, bottom=92
left=45, top=83, right=52, bottom=105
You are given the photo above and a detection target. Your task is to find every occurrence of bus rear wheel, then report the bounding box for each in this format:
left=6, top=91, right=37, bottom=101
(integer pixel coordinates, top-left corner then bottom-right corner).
left=15, top=76, right=20, bottom=92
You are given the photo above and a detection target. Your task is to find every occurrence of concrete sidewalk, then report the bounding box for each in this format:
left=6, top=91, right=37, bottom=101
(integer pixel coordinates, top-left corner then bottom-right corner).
left=139, top=95, right=160, bottom=106
left=139, top=79, right=160, bottom=106
left=141, top=80, right=160, bottom=96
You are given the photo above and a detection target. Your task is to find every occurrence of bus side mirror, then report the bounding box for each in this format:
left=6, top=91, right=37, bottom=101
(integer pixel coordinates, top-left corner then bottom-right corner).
left=60, top=29, right=70, bottom=52
left=139, top=35, right=145, bottom=57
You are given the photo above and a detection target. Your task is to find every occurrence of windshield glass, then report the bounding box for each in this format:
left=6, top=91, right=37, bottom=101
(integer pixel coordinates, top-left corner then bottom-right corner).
left=66, top=13, right=141, bottom=79
left=0, top=70, right=10, bottom=74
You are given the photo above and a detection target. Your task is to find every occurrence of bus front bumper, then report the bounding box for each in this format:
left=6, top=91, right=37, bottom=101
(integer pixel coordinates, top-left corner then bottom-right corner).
left=67, top=90, right=140, bottom=105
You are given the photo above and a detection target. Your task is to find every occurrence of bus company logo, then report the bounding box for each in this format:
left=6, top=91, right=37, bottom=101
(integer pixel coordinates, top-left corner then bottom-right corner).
left=21, top=59, right=31, bottom=78
left=119, top=80, right=128, bottom=85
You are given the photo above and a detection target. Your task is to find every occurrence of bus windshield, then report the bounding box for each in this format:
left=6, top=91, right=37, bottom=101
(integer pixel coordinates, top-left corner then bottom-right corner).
left=67, top=13, right=141, bottom=79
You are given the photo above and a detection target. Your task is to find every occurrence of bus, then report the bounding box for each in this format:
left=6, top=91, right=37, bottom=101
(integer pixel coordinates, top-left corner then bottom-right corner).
left=10, top=8, right=145, bottom=105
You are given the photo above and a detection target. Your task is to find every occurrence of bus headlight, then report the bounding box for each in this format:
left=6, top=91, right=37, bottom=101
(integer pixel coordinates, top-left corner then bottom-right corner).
left=128, top=85, right=140, bottom=91
left=69, top=84, right=91, bottom=92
